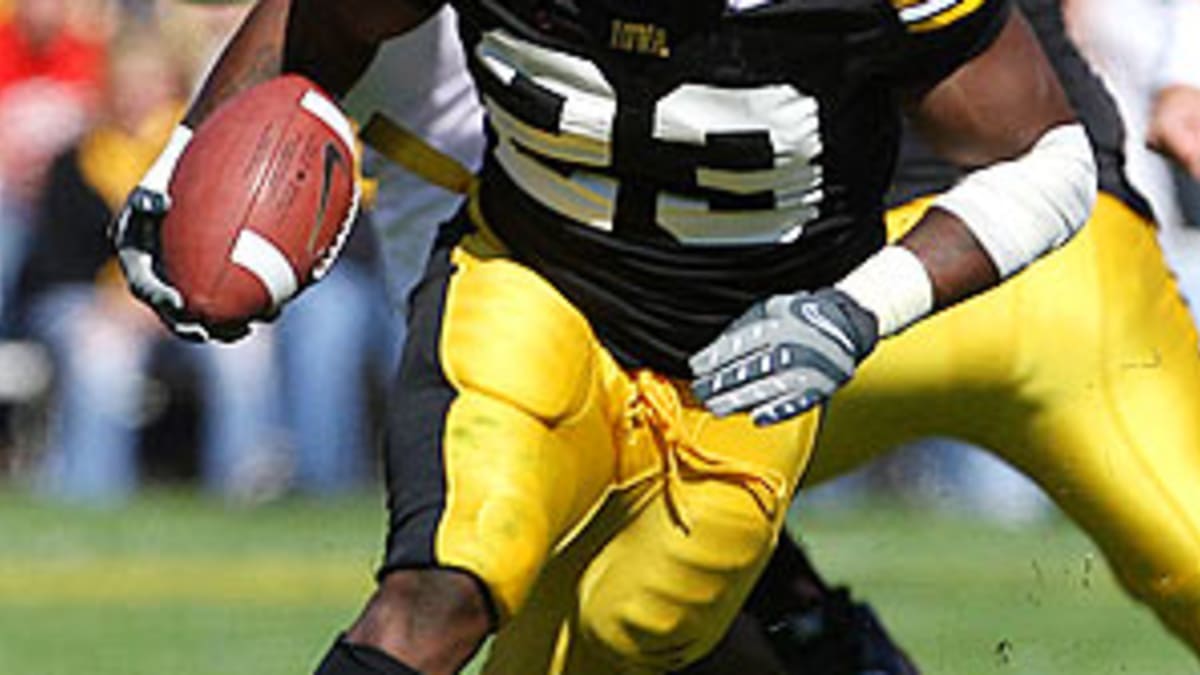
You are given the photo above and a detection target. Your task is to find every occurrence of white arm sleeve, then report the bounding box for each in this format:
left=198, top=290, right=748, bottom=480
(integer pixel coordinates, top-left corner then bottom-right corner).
left=931, top=122, right=1097, bottom=278
left=836, top=122, right=1095, bottom=337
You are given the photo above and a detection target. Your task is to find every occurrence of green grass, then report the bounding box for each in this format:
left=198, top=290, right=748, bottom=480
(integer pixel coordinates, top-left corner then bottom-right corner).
left=795, top=505, right=1197, bottom=674
left=0, top=492, right=378, bottom=675
left=0, top=490, right=1193, bottom=674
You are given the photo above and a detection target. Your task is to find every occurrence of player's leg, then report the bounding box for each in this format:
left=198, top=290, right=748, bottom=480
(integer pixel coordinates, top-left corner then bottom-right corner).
left=567, top=383, right=819, bottom=672
left=989, top=194, right=1200, bottom=650
left=640, top=195, right=1041, bottom=674
left=646, top=193, right=1200, bottom=673
left=481, top=375, right=819, bottom=674
left=672, top=532, right=918, bottom=675
left=316, top=230, right=623, bottom=673
left=813, top=194, right=1200, bottom=654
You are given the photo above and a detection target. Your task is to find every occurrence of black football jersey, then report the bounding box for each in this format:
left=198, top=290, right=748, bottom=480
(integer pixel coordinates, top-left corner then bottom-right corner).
left=888, top=0, right=1151, bottom=219
left=450, top=0, right=1010, bottom=377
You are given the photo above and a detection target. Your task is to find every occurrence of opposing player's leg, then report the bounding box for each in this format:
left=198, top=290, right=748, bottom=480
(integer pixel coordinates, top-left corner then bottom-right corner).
left=812, top=193, right=1200, bottom=653
left=316, top=226, right=626, bottom=673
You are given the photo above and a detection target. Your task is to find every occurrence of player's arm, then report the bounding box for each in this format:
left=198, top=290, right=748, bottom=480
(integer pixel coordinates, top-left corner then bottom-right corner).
left=112, top=0, right=443, bottom=340
left=888, top=7, right=1084, bottom=309
left=692, top=6, right=1095, bottom=425
left=185, top=0, right=442, bottom=126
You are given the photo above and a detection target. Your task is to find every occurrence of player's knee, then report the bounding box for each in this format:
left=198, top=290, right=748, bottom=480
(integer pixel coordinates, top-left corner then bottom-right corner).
left=578, top=528, right=770, bottom=667
left=344, top=569, right=492, bottom=669
left=443, top=487, right=556, bottom=619
left=578, top=587, right=728, bottom=671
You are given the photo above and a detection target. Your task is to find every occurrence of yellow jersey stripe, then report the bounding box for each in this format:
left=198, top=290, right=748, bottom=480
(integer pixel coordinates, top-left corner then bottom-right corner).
left=897, top=0, right=988, bottom=32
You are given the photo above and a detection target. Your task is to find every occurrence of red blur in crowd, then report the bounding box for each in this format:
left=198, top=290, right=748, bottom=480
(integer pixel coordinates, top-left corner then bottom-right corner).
left=0, top=0, right=105, bottom=205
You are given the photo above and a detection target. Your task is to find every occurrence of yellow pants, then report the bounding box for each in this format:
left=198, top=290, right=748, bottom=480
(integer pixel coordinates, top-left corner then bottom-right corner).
left=485, top=192, right=1200, bottom=670
left=811, top=192, right=1200, bottom=651
left=382, top=227, right=818, bottom=673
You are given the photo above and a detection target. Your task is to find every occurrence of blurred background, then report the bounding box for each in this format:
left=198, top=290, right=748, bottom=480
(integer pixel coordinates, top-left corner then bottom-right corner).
left=0, top=0, right=1198, bottom=673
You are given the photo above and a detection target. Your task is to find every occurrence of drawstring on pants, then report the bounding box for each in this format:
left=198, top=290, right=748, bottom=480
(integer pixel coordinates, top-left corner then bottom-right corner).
left=626, top=371, right=788, bottom=533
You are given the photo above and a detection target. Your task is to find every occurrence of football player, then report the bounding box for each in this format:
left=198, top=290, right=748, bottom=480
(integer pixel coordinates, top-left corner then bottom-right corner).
left=377, top=0, right=1200, bottom=669
left=110, top=0, right=1095, bottom=673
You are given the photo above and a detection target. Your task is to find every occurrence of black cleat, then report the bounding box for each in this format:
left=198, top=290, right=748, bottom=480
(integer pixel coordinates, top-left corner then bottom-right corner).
left=762, top=587, right=920, bottom=675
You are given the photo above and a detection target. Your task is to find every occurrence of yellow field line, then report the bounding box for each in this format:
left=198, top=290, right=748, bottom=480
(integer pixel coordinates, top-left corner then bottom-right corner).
left=0, top=556, right=375, bottom=605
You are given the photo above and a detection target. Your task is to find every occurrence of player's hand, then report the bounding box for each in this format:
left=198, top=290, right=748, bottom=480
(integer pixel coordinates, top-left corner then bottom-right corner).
left=1148, top=84, right=1200, bottom=179
left=110, top=125, right=251, bottom=343
left=690, top=288, right=878, bottom=426
left=110, top=186, right=248, bottom=343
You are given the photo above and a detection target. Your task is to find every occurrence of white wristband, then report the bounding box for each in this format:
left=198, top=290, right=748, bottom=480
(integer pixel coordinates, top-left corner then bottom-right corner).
left=141, top=125, right=194, bottom=194
left=835, top=244, right=934, bottom=337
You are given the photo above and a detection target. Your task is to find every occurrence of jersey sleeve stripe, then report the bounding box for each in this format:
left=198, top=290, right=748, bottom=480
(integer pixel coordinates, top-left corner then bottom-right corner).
left=897, top=0, right=988, bottom=32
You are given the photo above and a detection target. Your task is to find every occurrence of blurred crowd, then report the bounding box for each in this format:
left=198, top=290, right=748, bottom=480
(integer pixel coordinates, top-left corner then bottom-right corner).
left=1, top=0, right=1199, bottom=516
left=0, top=0, right=399, bottom=504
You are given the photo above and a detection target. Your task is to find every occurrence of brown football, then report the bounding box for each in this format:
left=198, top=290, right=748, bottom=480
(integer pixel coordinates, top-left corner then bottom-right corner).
left=161, top=74, right=358, bottom=326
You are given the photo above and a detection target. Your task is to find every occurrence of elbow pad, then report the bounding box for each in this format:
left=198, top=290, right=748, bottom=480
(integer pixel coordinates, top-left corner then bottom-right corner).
left=932, top=123, right=1097, bottom=278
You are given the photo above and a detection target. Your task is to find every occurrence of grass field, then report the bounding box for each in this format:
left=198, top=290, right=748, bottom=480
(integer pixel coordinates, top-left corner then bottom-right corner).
left=0, top=489, right=1193, bottom=674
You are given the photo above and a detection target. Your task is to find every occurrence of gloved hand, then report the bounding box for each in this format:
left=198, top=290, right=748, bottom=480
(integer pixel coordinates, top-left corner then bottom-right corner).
left=690, top=288, right=879, bottom=426
left=109, top=125, right=249, bottom=342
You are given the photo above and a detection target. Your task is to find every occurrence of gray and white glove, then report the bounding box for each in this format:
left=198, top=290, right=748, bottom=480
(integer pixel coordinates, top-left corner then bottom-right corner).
left=690, top=288, right=879, bottom=426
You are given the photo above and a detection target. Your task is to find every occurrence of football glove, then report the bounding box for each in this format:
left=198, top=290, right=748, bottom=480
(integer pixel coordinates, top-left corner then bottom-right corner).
left=109, top=126, right=248, bottom=343
left=690, top=288, right=878, bottom=426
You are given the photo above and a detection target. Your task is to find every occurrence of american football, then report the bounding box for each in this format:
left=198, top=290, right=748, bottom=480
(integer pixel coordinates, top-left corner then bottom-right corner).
left=161, top=74, right=358, bottom=326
